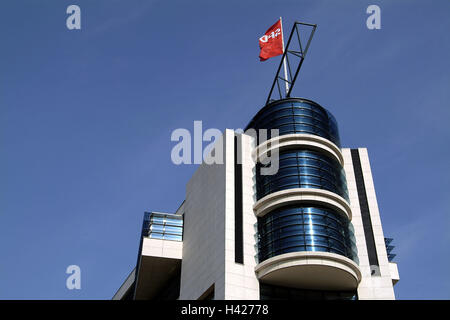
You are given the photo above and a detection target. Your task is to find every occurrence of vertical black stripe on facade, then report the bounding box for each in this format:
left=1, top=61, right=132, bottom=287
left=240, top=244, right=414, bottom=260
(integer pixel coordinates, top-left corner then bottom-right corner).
left=350, top=149, right=379, bottom=269
left=234, top=135, right=244, bottom=264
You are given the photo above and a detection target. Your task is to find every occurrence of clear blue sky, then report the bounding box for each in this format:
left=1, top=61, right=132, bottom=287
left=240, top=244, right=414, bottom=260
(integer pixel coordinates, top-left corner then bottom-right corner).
left=0, top=0, right=449, bottom=299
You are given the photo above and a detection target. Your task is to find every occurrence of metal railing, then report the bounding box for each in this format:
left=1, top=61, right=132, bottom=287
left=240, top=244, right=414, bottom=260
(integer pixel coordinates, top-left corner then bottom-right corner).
left=266, top=21, right=317, bottom=104
left=384, top=237, right=396, bottom=262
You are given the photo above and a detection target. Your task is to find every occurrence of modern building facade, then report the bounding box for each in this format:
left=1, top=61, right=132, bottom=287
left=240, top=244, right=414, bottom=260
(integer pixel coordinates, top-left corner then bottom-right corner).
left=113, top=98, right=399, bottom=300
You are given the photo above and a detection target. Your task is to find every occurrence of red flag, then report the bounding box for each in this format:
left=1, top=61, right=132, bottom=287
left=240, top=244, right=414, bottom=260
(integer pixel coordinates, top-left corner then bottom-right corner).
left=259, top=19, right=284, bottom=61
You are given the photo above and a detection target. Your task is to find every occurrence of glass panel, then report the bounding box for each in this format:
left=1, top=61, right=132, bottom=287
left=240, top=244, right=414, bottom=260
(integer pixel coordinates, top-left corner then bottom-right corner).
left=258, top=205, right=357, bottom=263
left=143, top=212, right=183, bottom=242
left=256, top=149, right=349, bottom=201
left=246, top=99, right=341, bottom=147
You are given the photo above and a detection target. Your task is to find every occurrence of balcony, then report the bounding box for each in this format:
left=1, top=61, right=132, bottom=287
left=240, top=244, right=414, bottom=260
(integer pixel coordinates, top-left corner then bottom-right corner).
left=134, top=211, right=184, bottom=300
left=255, top=251, right=362, bottom=291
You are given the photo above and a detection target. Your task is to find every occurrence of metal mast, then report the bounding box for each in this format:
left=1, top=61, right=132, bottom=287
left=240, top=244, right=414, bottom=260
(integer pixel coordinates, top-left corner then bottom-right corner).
left=266, top=21, right=317, bottom=105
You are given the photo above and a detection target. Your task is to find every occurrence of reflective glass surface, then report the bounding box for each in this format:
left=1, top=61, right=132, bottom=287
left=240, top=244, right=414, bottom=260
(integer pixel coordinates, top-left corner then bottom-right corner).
left=256, top=149, right=349, bottom=201
left=245, top=98, right=341, bottom=147
left=142, top=212, right=183, bottom=241
left=385, top=237, right=397, bottom=262
left=258, top=205, right=358, bottom=263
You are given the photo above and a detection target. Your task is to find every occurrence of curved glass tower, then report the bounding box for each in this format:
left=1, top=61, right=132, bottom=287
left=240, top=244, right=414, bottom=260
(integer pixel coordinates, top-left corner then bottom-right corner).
left=247, top=98, right=360, bottom=298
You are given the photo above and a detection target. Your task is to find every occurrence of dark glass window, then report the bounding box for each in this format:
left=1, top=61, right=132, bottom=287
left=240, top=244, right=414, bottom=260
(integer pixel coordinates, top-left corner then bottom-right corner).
left=245, top=98, right=341, bottom=147
left=256, top=149, right=349, bottom=201
left=248, top=99, right=355, bottom=265
left=257, top=205, right=358, bottom=264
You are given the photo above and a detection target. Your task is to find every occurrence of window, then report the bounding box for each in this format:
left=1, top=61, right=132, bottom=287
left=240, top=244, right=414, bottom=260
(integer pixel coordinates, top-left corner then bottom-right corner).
left=246, top=99, right=341, bottom=147
left=257, top=205, right=358, bottom=264
left=256, top=150, right=349, bottom=201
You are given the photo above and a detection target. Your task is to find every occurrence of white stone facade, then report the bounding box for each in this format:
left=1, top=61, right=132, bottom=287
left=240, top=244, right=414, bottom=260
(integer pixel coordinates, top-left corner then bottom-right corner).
left=118, top=132, right=398, bottom=300
left=179, top=130, right=259, bottom=299
left=342, top=148, right=398, bottom=300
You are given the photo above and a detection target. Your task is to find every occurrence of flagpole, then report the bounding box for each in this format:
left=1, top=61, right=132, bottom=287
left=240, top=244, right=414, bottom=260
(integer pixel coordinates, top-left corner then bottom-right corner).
left=280, top=17, right=289, bottom=95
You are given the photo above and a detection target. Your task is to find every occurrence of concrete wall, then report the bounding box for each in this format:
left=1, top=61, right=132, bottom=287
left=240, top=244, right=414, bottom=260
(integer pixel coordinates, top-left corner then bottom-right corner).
left=179, top=130, right=260, bottom=300
left=179, top=131, right=228, bottom=299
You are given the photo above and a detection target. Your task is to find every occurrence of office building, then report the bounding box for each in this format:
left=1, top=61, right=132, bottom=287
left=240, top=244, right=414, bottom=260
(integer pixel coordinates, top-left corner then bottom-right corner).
left=113, top=98, right=399, bottom=300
